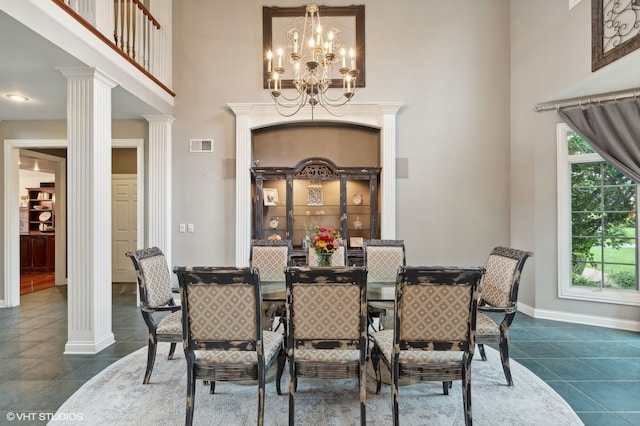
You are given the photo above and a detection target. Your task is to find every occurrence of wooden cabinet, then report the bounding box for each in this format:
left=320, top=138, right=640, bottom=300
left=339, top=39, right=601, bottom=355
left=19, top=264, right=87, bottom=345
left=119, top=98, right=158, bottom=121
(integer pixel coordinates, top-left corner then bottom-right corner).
left=20, top=234, right=55, bottom=272
left=27, top=187, right=55, bottom=233
left=251, top=158, right=380, bottom=263
left=20, top=186, right=55, bottom=272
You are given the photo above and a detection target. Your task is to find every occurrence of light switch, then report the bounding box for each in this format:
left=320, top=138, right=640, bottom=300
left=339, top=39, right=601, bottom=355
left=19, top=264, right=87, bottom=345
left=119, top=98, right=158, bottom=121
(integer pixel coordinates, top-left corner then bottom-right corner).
left=179, top=224, right=186, bottom=233
left=187, top=223, right=194, bottom=233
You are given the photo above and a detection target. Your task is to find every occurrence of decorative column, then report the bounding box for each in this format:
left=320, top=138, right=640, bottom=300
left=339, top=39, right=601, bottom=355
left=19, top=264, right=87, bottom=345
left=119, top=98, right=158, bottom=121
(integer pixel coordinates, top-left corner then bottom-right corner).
left=144, top=115, right=174, bottom=267
left=60, top=67, right=117, bottom=354
left=379, top=103, right=402, bottom=239
left=229, top=105, right=253, bottom=266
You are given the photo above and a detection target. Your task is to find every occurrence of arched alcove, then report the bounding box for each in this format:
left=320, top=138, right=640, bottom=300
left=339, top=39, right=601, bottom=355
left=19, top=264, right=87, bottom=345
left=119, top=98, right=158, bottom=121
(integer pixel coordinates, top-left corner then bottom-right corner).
left=228, top=102, right=402, bottom=266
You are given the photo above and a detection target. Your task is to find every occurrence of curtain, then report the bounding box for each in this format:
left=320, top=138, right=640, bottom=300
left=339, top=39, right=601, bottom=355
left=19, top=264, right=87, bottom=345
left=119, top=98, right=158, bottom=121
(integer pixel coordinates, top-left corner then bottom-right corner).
left=559, top=98, right=640, bottom=183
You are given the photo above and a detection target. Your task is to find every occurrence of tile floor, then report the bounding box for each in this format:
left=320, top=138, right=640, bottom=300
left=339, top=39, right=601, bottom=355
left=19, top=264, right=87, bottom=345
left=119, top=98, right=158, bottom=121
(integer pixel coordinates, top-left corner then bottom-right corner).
left=0, top=284, right=639, bottom=425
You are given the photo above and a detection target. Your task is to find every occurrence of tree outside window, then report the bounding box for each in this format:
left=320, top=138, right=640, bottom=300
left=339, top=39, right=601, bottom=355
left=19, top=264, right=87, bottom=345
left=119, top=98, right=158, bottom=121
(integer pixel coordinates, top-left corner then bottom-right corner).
left=569, top=132, right=638, bottom=290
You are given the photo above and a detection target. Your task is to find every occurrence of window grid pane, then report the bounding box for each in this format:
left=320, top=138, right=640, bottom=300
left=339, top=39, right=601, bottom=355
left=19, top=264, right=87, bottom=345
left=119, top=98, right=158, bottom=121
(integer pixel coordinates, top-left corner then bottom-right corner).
left=569, top=132, right=639, bottom=291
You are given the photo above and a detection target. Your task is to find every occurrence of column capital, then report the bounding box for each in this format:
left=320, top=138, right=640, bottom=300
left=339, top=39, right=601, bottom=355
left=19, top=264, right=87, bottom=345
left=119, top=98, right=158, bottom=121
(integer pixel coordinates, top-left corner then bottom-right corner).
left=57, top=67, right=118, bottom=89
left=143, top=114, right=175, bottom=124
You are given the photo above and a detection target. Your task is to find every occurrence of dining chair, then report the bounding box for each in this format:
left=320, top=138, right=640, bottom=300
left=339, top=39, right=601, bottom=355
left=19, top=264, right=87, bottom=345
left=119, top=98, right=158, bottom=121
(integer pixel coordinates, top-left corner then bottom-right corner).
left=280, top=266, right=368, bottom=426
left=250, top=239, right=292, bottom=330
left=174, top=266, right=285, bottom=426
left=363, top=239, right=405, bottom=331
left=370, top=266, right=484, bottom=426
left=250, top=239, right=292, bottom=281
left=476, top=246, right=533, bottom=386
left=125, top=247, right=182, bottom=384
left=307, top=239, right=347, bottom=266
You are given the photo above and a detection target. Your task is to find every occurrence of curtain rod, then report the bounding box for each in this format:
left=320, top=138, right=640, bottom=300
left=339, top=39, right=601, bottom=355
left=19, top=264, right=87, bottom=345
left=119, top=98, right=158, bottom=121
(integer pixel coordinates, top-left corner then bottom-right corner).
left=533, top=87, right=640, bottom=112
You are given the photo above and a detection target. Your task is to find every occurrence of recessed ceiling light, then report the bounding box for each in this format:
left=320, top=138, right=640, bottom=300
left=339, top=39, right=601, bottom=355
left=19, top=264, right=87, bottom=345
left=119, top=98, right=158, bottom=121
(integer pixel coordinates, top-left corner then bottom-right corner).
left=6, top=94, right=29, bottom=102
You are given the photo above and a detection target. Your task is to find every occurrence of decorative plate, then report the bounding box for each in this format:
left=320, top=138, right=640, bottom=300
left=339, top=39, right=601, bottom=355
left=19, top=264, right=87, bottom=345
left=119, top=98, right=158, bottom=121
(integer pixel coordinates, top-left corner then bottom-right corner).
left=39, top=211, right=51, bottom=222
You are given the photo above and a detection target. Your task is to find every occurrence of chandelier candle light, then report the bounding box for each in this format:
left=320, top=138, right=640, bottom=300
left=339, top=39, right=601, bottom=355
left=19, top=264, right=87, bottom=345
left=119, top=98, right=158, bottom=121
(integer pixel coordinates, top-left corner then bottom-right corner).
left=265, top=2, right=359, bottom=118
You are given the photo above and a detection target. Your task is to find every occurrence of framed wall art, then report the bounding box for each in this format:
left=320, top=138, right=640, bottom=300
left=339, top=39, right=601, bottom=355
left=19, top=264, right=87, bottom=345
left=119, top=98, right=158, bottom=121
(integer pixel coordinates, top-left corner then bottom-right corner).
left=592, top=0, right=640, bottom=70
left=263, top=188, right=279, bottom=206
left=262, top=5, right=365, bottom=88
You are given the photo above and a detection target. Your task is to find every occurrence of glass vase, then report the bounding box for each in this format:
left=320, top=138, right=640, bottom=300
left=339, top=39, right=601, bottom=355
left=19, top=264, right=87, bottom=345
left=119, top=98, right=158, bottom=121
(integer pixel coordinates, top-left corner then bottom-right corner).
left=317, top=252, right=332, bottom=266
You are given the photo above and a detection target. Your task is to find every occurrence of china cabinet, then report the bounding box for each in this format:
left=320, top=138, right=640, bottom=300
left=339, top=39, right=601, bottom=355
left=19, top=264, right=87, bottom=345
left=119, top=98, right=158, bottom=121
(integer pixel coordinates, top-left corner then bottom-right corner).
left=20, top=186, right=55, bottom=272
left=251, top=158, right=380, bottom=265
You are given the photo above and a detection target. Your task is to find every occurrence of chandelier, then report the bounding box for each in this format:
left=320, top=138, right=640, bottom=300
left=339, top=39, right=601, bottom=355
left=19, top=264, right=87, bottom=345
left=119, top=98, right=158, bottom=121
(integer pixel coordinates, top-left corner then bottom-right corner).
left=264, top=2, right=358, bottom=118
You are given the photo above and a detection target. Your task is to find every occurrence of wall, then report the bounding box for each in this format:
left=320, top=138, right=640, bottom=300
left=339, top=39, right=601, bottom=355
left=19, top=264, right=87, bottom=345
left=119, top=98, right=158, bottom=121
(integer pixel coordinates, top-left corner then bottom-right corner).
left=511, top=0, right=639, bottom=324
left=253, top=123, right=379, bottom=167
left=170, top=0, right=512, bottom=269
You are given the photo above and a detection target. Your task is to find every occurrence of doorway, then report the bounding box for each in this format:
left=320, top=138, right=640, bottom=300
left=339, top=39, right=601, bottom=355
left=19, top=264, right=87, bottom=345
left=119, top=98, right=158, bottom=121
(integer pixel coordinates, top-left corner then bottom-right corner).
left=3, top=139, right=144, bottom=307
left=18, top=149, right=64, bottom=295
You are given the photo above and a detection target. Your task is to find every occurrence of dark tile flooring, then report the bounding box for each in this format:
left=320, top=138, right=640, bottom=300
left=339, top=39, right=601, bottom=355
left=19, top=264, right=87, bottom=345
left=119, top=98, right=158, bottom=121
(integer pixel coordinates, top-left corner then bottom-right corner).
left=0, top=284, right=639, bottom=425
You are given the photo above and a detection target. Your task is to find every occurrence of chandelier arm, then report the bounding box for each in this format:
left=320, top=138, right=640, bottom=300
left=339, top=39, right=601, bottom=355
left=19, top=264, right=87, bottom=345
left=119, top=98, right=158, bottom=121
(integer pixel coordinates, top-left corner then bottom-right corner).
left=318, top=91, right=354, bottom=105
left=317, top=101, right=352, bottom=118
left=275, top=100, right=307, bottom=118
left=274, top=89, right=306, bottom=103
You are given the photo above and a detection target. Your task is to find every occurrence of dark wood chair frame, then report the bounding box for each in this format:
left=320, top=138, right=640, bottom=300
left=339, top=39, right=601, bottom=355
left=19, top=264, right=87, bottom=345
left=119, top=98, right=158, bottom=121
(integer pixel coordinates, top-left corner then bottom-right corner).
left=362, top=239, right=406, bottom=332
left=371, top=266, right=484, bottom=426
left=279, top=266, right=368, bottom=426
left=250, top=239, right=292, bottom=331
left=125, top=247, right=181, bottom=384
left=476, top=246, right=533, bottom=386
left=174, top=266, right=286, bottom=426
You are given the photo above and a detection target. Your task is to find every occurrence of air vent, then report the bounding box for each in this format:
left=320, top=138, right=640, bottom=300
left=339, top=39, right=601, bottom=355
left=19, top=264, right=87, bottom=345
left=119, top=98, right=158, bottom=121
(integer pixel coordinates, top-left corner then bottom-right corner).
left=189, top=139, right=214, bottom=153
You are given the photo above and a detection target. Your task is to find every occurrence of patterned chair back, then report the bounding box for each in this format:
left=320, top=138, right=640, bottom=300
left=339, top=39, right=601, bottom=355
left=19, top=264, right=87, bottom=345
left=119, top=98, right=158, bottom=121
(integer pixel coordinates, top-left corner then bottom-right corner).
left=363, top=239, right=406, bottom=282
left=127, top=247, right=173, bottom=309
left=284, top=266, right=369, bottom=426
left=176, top=267, right=262, bottom=348
left=307, top=240, right=347, bottom=266
left=480, top=247, right=533, bottom=308
left=286, top=266, right=367, bottom=347
left=396, top=266, right=484, bottom=352
left=250, top=239, right=292, bottom=282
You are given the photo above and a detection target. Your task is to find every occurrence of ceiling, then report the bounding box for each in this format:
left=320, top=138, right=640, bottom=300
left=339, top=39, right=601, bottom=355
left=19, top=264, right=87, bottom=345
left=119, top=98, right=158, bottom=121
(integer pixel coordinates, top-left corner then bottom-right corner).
left=0, top=10, right=162, bottom=121
left=19, top=155, right=58, bottom=174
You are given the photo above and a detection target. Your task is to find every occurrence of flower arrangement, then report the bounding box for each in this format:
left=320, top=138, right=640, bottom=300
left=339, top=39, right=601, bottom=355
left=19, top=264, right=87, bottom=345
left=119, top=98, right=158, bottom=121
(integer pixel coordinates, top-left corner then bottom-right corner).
left=312, top=226, right=340, bottom=254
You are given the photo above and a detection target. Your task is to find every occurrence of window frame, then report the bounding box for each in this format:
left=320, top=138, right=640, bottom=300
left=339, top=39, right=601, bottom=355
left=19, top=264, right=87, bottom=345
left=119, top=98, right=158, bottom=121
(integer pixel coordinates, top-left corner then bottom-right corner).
left=557, top=123, right=640, bottom=306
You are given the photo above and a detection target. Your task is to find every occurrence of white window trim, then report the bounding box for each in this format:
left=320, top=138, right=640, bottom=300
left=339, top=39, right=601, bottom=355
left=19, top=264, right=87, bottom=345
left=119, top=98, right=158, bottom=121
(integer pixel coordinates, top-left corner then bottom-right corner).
left=557, top=123, right=640, bottom=306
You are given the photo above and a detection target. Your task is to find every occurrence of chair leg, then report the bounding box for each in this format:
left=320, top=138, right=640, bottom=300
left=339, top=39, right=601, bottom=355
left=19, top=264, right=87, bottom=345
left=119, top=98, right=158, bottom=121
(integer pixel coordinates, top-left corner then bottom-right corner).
left=186, top=367, right=196, bottom=426
left=276, top=347, right=286, bottom=395
left=442, top=381, right=452, bottom=395
left=360, top=353, right=367, bottom=426
left=371, top=347, right=382, bottom=394
left=168, top=342, right=177, bottom=360
left=289, top=359, right=296, bottom=425
left=462, top=363, right=472, bottom=426
left=478, top=343, right=487, bottom=361
left=143, top=334, right=158, bottom=384
left=209, top=381, right=215, bottom=394
left=392, top=360, right=400, bottom=426
left=258, top=365, right=265, bottom=426
left=499, top=336, right=513, bottom=386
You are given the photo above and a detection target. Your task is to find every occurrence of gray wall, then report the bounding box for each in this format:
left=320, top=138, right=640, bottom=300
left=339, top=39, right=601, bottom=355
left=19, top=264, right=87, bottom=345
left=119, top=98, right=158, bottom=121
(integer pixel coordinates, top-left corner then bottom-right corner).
left=511, top=0, right=639, bottom=322
left=170, top=0, right=512, bottom=271
left=4, top=0, right=636, bottom=324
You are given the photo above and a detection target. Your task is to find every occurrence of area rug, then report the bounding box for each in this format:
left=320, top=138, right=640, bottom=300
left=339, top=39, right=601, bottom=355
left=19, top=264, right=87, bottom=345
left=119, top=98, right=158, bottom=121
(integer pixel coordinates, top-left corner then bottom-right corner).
left=50, top=344, right=583, bottom=426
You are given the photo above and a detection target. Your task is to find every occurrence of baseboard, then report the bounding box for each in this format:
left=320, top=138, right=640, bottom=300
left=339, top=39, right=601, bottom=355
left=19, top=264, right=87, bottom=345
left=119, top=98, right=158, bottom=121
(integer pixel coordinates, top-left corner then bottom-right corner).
left=518, top=302, right=640, bottom=332
left=64, top=333, right=116, bottom=355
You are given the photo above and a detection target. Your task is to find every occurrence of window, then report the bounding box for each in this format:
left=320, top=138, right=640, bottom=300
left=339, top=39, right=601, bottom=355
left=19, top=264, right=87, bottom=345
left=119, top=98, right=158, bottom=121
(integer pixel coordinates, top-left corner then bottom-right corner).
left=557, top=123, right=640, bottom=306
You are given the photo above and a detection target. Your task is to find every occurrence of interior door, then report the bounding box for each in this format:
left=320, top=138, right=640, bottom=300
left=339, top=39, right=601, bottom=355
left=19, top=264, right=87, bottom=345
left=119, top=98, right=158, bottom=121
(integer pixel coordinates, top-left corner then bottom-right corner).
left=112, top=175, right=137, bottom=282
